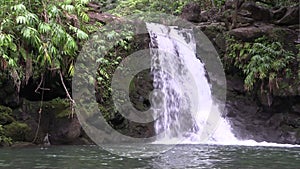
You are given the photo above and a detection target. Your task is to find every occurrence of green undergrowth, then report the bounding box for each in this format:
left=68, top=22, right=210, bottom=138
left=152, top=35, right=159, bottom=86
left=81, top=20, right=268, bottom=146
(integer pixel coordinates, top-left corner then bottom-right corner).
left=0, top=105, right=30, bottom=145
left=3, top=122, right=30, bottom=142
left=225, top=36, right=296, bottom=92
left=0, top=106, right=13, bottom=146
left=47, top=98, right=72, bottom=118
left=0, top=124, right=12, bottom=146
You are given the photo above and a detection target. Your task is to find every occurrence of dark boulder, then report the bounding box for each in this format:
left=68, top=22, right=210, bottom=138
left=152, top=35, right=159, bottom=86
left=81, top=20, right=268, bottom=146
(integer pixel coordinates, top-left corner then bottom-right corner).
left=181, top=2, right=201, bottom=22
left=49, top=117, right=82, bottom=145
left=226, top=75, right=245, bottom=94
left=229, top=25, right=272, bottom=41
left=224, top=0, right=245, bottom=10
left=240, top=1, right=272, bottom=21
left=275, top=5, right=300, bottom=25
left=236, top=15, right=254, bottom=25
left=200, top=8, right=219, bottom=22
left=224, top=0, right=235, bottom=10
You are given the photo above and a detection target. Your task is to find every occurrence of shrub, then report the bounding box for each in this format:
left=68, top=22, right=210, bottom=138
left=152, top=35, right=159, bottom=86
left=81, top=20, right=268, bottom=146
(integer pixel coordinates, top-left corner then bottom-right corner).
left=226, top=36, right=295, bottom=91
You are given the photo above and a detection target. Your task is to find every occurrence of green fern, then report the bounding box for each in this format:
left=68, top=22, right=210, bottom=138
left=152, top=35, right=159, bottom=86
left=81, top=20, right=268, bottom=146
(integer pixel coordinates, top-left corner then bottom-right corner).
left=226, top=36, right=295, bottom=91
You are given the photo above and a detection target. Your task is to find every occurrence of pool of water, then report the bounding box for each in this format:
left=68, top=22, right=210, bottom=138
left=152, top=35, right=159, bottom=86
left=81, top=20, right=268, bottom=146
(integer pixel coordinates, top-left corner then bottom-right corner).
left=0, top=144, right=299, bottom=169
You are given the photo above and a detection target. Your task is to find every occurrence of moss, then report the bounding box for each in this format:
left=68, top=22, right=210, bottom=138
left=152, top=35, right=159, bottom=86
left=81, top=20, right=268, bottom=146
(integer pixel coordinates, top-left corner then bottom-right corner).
left=99, top=103, right=113, bottom=119
left=0, top=105, right=15, bottom=125
left=0, top=113, right=15, bottom=125
left=0, top=124, right=12, bottom=146
left=0, top=105, right=12, bottom=115
left=270, top=27, right=288, bottom=41
left=3, top=122, right=31, bottom=141
left=43, top=98, right=72, bottom=118
left=0, top=105, right=15, bottom=145
left=203, top=24, right=226, bottom=40
left=55, top=109, right=72, bottom=118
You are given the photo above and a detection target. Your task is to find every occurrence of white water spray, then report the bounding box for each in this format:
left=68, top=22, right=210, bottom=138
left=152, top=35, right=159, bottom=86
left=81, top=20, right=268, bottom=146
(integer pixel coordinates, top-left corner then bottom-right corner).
left=146, top=23, right=237, bottom=144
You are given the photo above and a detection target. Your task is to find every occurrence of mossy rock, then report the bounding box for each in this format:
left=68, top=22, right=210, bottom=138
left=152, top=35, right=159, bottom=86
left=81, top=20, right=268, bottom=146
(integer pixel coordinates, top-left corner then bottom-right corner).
left=273, top=78, right=300, bottom=96
left=0, top=105, right=12, bottom=115
left=0, top=125, right=12, bottom=146
left=0, top=105, right=14, bottom=125
left=202, top=23, right=227, bottom=40
left=0, top=113, right=15, bottom=125
left=4, top=122, right=31, bottom=141
left=43, top=98, right=72, bottom=118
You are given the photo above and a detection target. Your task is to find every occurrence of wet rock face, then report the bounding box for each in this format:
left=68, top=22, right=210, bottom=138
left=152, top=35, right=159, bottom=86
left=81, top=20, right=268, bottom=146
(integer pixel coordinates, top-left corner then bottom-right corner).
left=0, top=72, right=20, bottom=108
left=127, top=69, right=155, bottom=138
left=226, top=75, right=300, bottom=144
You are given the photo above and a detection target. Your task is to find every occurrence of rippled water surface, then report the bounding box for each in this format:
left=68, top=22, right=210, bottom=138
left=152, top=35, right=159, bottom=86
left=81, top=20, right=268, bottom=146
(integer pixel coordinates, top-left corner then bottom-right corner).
left=0, top=144, right=299, bottom=169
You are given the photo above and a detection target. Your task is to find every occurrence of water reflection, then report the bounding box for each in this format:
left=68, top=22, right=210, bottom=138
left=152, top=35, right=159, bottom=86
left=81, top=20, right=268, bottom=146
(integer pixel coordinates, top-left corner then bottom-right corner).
left=150, top=145, right=300, bottom=169
left=0, top=145, right=299, bottom=169
left=150, top=145, right=223, bottom=169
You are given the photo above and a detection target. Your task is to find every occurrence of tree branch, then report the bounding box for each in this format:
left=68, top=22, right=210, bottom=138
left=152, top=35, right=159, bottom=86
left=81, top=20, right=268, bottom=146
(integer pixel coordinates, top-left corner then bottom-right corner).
left=59, top=70, right=75, bottom=118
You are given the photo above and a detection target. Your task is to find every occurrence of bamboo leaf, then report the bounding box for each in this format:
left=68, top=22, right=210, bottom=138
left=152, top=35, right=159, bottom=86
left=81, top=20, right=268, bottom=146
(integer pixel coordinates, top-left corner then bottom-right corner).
left=16, top=16, right=27, bottom=24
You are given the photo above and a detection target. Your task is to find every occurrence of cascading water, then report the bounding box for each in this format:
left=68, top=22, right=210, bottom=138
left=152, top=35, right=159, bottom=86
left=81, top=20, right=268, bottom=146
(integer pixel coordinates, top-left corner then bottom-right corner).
left=145, top=23, right=300, bottom=147
left=146, top=23, right=238, bottom=144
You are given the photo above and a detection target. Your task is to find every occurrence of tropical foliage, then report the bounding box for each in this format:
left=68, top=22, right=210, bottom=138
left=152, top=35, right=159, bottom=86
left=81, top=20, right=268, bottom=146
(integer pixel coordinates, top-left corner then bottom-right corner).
left=0, top=0, right=90, bottom=88
left=226, top=36, right=295, bottom=91
left=109, top=0, right=188, bottom=16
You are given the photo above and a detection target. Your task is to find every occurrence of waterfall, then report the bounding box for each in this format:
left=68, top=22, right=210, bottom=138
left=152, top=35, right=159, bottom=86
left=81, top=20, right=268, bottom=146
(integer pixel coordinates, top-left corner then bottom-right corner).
left=146, top=23, right=238, bottom=144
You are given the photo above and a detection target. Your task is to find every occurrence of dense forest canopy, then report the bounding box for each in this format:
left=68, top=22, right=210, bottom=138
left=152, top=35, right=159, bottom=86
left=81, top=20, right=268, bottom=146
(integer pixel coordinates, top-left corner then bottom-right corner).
left=0, top=0, right=298, bottom=86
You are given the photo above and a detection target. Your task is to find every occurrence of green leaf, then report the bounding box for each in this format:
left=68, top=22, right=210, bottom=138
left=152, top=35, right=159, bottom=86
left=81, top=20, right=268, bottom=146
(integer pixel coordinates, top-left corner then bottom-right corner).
left=68, top=63, right=74, bottom=76
left=9, top=43, right=17, bottom=52
left=11, top=4, right=26, bottom=12
left=20, top=47, right=27, bottom=59
left=61, top=4, right=75, bottom=12
left=16, top=16, right=27, bottom=24
left=38, top=23, right=51, bottom=33
left=77, top=29, right=88, bottom=40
